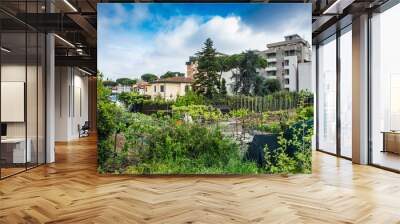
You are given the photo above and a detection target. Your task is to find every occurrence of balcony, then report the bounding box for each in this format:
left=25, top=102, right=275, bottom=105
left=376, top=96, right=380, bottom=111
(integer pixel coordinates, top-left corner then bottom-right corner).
left=266, top=67, right=277, bottom=71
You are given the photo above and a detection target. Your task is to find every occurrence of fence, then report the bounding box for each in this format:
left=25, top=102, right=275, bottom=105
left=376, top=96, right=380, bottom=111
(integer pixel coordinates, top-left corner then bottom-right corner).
left=212, top=92, right=313, bottom=113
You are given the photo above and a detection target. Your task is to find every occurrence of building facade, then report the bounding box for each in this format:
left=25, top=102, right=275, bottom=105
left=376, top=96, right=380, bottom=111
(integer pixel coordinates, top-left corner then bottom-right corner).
left=133, top=81, right=150, bottom=95
left=147, top=77, right=193, bottom=100
left=259, top=34, right=311, bottom=92
left=186, top=34, right=311, bottom=94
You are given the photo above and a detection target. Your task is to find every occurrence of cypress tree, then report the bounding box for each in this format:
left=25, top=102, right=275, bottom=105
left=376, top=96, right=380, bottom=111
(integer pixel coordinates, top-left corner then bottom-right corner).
left=193, top=38, right=219, bottom=98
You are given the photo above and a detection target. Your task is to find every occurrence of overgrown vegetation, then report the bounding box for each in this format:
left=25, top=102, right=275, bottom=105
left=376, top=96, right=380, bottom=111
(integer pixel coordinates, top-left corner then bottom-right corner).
left=98, top=36, right=313, bottom=175
left=98, top=73, right=313, bottom=175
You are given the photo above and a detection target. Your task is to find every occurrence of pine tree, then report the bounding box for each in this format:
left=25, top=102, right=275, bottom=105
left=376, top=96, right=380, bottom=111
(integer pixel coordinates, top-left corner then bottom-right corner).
left=193, top=38, right=219, bottom=98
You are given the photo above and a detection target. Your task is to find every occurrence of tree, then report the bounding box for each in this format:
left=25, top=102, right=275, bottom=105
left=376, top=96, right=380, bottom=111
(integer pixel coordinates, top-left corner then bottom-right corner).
left=220, top=78, right=227, bottom=96
left=116, top=78, right=136, bottom=86
left=253, top=75, right=265, bottom=96
left=102, top=80, right=117, bottom=88
left=231, top=51, right=267, bottom=95
left=253, top=78, right=281, bottom=96
left=141, top=73, right=158, bottom=82
left=192, top=38, right=220, bottom=98
left=264, top=79, right=281, bottom=94
left=160, top=71, right=185, bottom=79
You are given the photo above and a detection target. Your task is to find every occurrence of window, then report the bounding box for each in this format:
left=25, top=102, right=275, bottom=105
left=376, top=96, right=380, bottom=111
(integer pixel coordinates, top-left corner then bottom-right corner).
left=284, top=60, right=289, bottom=66
left=340, top=26, right=352, bottom=158
left=185, top=85, right=189, bottom=92
left=154, top=86, right=157, bottom=92
left=317, top=35, right=337, bottom=154
left=160, top=85, right=165, bottom=93
left=267, top=53, right=276, bottom=58
left=0, top=3, right=46, bottom=179
left=284, top=69, right=289, bottom=75
left=370, top=4, right=400, bottom=171
left=284, top=78, right=290, bottom=84
left=285, top=50, right=295, bottom=56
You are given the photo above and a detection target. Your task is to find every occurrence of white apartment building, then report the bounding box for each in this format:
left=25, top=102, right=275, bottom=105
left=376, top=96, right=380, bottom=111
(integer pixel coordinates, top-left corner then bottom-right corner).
left=259, top=34, right=311, bottom=92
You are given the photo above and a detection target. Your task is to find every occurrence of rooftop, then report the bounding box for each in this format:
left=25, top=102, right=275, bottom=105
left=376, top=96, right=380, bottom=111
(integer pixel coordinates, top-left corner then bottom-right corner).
left=267, top=34, right=310, bottom=48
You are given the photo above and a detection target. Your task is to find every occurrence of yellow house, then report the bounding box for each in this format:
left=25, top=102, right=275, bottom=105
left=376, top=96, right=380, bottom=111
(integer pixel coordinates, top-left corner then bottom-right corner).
left=147, top=77, right=193, bottom=100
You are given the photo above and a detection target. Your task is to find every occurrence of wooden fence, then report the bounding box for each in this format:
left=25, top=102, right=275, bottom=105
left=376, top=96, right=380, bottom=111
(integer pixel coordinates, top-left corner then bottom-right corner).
left=212, top=92, right=313, bottom=112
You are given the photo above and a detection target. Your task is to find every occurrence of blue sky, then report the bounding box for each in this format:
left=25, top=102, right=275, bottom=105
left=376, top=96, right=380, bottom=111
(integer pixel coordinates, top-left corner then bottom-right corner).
left=98, top=3, right=311, bottom=80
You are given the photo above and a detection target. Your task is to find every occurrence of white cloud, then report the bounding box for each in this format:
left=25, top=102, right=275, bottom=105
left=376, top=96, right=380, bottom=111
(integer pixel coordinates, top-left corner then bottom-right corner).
left=98, top=11, right=310, bottom=80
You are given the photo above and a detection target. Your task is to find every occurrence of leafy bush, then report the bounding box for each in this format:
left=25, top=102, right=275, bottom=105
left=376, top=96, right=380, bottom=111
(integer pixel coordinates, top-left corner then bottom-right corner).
left=262, top=106, right=313, bottom=174
left=100, top=113, right=259, bottom=174
left=174, top=91, right=206, bottom=107
left=172, top=105, right=224, bottom=122
left=117, top=92, right=150, bottom=107
left=98, top=72, right=313, bottom=175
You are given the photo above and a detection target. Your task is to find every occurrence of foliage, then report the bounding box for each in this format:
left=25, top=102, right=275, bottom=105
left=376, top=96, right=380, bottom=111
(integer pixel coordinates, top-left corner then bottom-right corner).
left=102, top=80, right=117, bottom=88
left=101, top=113, right=259, bottom=174
left=172, top=105, right=223, bottom=122
left=174, top=91, right=206, bottom=107
left=141, top=73, right=158, bottom=82
left=97, top=72, right=313, bottom=175
left=116, top=78, right=136, bottom=86
left=262, top=99, right=313, bottom=174
left=117, top=92, right=150, bottom=107
left=231, top=51, right=267, bottom=95
left=253, top=122, right=282, bottom=134
left=117, top=91, right=174, bottom=110
left=193, top=38, right=220, bottom=98
left=97, top=73, right=127, bottom=166
left=264, top=79, right=282, bottom=94
left=142, top=96, right=173, bottom=107
left=220, top=78, right=227, bottom=96
left=160, top=71, right=185, bottom=79
left=252, top=74, right=288, bottom=96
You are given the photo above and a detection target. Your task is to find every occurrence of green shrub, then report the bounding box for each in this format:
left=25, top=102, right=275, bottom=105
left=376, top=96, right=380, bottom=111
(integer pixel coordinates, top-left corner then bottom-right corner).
left=100, top=111, right=258, bottom=174
left=172, top=105, right=223, bottom=122
left=263, top=107, right=313, bottom=174
left=174, top=91, right=205, bottom=107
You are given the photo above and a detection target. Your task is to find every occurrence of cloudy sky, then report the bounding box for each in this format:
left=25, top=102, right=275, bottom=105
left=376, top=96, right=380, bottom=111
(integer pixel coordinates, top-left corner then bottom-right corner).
left=98, top=3, right=311, bottom=80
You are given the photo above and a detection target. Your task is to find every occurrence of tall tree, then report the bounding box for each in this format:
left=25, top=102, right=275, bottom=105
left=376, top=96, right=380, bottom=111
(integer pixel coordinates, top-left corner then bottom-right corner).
left=160, top=71, right=185, bottom=79
left=231, top=51, right=267, bottom=95
left=141, top=73, right=158, bottom=82
left=215, top=55, right=234, bottom=94
left=192, top=38, right=220, bottom=98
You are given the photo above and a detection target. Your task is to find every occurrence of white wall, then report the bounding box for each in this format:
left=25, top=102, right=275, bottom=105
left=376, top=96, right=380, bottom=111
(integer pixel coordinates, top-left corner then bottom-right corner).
left=55, top=67, right=89, bottom=141
left=284, top=56, right=298, bottom=91
left=298, top=62, right=312, bottom=92
left=221, top=70, right=235, bottom=95
left=1, top=63, right=46, bottom=164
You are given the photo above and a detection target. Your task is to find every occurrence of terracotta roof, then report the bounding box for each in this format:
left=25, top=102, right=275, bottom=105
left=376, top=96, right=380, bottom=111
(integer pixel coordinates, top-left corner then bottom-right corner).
left=134, top=81, right=150, bottom=88
left=152, top=76, right=193, bottom=84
